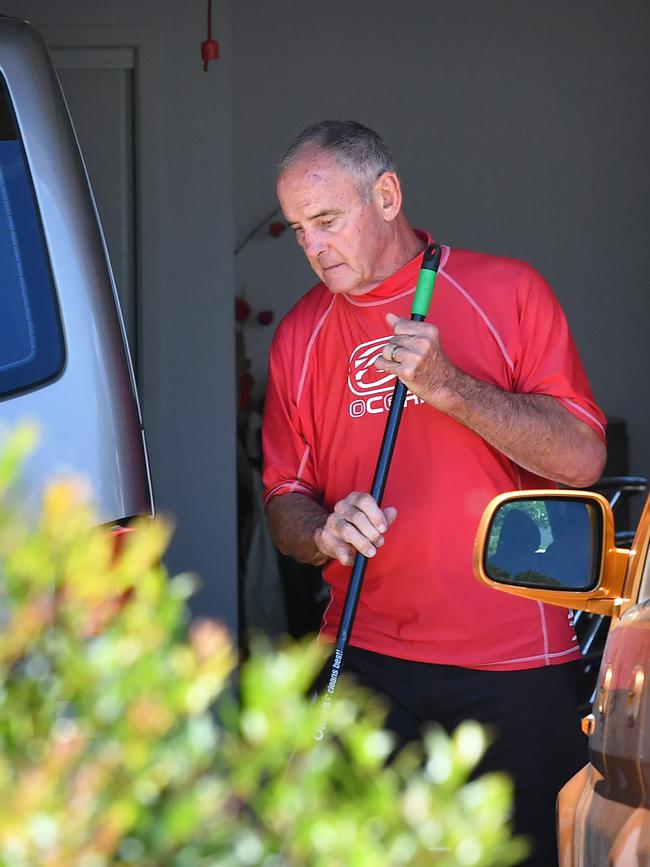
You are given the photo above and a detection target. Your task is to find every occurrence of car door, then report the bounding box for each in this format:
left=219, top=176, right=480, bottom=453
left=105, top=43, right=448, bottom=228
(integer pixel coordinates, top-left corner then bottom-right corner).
left=558, top=495, right=650, bottom=866
left=474, top=486, right=650, bottom=866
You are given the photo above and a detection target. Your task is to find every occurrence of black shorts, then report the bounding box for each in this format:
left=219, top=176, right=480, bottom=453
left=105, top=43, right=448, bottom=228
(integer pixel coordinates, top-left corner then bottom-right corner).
left=316, top=645, right=587, bottom=867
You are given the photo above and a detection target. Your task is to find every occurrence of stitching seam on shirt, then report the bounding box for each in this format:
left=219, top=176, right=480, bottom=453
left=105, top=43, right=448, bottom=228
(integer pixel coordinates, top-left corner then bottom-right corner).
left=290, top=444, right=311, bottom=492
left=559, top=398, right=606, bottom=438
left=479, top=645, right=579, bottom=666
left=264, top=480, right=316, bottom=505
left=318, top=586, right=335, bottom=641
left=440, top=267, right=515, bottom=371
left=538, top=601, right=550, bottom=664
left=296, top=295, right=337, bottom=407
left=343, top=285, right=417, bottom=307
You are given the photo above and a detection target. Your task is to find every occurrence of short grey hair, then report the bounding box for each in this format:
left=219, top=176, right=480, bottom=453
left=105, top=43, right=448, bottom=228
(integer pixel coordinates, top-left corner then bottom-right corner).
left=278, top=120, right=397, bottom=201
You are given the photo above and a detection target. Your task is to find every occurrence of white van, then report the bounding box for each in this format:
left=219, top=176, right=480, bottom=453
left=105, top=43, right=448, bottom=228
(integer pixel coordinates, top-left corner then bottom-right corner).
left=0, top=16, right=152, bottom=522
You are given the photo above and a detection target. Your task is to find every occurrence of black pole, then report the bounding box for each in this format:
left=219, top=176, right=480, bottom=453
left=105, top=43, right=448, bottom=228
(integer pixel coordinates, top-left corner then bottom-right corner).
left=315, top=241, right=442, bottom=740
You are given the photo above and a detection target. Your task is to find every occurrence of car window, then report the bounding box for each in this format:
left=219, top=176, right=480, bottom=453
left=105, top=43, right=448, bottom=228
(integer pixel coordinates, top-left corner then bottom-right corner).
left=0, top=74, right=65, bottom=400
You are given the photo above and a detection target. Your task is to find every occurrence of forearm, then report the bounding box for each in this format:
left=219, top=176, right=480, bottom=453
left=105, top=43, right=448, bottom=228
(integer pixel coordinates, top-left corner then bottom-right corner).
left=377, top=313, right=606, bottom=488
left=266, top=492, right=329, bottom=566
left=436, top=371, right=606, bottom=487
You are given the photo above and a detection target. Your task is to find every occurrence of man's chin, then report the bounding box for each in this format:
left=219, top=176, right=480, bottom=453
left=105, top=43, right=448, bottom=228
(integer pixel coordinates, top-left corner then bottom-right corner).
left=321, top=266, right=356, bottom=294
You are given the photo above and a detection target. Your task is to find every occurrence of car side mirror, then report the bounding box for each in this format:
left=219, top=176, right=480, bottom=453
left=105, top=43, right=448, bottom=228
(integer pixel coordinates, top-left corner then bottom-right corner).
left=484, top=498, right=600, bottom=590
left=473, top=490, right=631, bottom=616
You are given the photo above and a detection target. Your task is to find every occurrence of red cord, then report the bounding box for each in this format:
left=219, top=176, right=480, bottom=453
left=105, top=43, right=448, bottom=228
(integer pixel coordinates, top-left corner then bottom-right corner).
left=201, top=0, right=220, bottom=70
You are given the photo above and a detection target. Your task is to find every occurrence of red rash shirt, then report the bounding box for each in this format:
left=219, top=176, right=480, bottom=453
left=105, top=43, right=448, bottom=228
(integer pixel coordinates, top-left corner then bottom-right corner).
left=262, top=233, right=606, bottom=670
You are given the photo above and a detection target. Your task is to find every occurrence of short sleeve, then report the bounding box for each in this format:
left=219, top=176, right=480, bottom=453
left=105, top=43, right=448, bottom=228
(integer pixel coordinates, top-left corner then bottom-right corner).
left=512, top=268, right=606, bottom=441
left=262, top=327, right=322, bottom=506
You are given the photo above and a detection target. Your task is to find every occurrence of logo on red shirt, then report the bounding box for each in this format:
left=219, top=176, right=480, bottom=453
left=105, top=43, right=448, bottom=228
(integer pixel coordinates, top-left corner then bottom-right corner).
left=347, top=336, right=424, bottom=418
left=347, top=336, right=395, bottom=396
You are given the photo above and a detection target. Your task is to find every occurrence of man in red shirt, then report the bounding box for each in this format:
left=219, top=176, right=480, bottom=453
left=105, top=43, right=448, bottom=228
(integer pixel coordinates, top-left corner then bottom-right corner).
left=262, top=120, right=606, bottom=866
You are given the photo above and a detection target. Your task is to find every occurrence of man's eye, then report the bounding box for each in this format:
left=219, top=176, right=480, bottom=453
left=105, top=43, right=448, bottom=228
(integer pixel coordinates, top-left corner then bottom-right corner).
left=320, top=218, right=334, bottom=229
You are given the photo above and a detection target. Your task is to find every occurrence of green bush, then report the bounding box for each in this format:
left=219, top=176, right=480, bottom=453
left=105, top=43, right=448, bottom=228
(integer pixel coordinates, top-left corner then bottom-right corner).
left=0, top=428, right=527, bottom=866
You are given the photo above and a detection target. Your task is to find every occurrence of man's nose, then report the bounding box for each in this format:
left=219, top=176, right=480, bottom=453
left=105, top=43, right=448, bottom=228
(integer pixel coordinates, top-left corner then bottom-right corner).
left=302, top=228, right=326, bottom=259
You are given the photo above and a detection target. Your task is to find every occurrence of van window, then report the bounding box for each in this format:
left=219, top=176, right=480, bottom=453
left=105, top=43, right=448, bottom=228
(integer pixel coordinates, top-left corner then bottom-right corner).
left=0, top=75, right=64, bottom=399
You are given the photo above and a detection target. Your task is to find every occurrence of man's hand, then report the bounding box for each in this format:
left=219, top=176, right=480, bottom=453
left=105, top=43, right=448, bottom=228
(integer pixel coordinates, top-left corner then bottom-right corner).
left=266, top=491, right=397, bottom=568
left=375, top=312, right=458, bottom=409
left=314, top=492, right=398, bottom=566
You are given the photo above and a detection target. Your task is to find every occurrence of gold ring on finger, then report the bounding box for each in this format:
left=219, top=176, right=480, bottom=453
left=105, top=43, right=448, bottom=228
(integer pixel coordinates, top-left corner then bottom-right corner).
left=390, top=344, right=399, bottom=363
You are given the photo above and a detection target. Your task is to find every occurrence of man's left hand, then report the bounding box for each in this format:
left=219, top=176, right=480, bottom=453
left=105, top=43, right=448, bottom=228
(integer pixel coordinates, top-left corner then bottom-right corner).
left=375, top=312, right=458, bottom=410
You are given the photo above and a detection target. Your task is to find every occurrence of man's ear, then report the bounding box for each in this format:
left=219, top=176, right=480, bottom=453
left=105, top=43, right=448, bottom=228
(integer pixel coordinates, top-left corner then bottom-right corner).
left=373, top=171, right=402, bottom=222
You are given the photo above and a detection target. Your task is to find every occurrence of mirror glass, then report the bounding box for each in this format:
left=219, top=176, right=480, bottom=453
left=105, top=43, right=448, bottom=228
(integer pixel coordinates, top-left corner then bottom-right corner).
left=484, top=498, right=601, bottom=591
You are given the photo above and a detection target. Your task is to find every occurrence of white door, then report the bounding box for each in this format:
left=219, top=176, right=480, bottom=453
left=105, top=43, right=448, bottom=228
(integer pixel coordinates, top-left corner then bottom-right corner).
left=54, top=49, right=138, bottom=362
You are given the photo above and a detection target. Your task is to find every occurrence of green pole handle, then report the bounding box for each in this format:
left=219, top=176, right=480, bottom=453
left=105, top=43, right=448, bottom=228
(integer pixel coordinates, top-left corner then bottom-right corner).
left=411, top=242, right=442, bottom=318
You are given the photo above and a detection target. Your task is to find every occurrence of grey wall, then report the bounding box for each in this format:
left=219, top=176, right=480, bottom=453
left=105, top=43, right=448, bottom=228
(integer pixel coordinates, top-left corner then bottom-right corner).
left=2, top=0, right=238, bottom=632
left=0, top=0, right=646, bottom=640
left=233, top=0, right=650, bottom=481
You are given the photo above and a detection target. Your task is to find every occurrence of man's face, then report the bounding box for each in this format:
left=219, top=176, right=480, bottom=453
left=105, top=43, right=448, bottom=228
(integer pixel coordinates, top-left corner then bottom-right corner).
left=277, top=149, right=392, bottom=296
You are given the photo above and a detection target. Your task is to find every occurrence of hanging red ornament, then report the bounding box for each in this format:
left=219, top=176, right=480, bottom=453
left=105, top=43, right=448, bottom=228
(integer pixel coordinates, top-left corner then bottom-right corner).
left=235, top=296, right=252, bottom=323
left=201, top=0, right=220, bottom=70
left=257, top=310, right=275, bottom=326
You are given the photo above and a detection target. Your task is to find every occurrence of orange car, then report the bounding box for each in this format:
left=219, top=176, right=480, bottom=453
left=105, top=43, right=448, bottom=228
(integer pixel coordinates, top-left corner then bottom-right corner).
left=474, top=482, right=650, bottom=866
